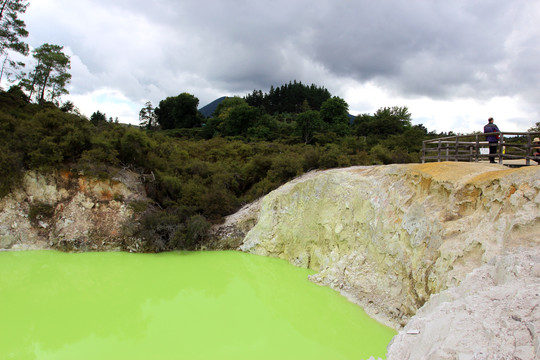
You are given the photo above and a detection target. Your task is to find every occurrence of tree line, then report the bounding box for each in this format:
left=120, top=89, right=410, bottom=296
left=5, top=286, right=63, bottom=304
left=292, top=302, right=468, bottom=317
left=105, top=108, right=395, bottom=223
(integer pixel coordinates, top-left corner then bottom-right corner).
left=140, top=81, right=436, bottom=157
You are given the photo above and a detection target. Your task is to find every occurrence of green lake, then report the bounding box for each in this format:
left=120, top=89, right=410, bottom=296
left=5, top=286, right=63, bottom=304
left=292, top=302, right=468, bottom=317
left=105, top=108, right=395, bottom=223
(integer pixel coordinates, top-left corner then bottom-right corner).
left=0, top=250, right=395, bottom=360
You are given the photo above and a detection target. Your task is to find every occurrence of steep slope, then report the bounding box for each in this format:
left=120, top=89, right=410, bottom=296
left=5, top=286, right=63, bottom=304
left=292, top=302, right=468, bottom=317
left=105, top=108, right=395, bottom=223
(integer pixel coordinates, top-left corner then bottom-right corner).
left=212, top=163, right=540, bottom=339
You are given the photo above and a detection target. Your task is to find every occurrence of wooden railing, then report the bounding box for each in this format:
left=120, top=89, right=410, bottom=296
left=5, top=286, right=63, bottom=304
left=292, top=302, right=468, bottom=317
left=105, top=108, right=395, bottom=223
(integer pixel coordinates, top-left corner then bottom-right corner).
left=422, top=132, right=540, bottom=165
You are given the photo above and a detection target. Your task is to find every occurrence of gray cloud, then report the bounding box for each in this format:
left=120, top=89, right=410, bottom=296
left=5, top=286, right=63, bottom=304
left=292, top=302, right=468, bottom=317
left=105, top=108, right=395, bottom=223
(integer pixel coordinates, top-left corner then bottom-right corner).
left=19, top=0, right=540, bottom=131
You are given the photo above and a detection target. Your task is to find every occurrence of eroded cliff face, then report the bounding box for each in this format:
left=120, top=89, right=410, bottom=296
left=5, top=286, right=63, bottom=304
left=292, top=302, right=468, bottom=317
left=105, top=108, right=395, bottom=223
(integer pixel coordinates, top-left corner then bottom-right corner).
left=0, top=170, right=148, bottom=251
left=214, top=162, right=540, bottom=331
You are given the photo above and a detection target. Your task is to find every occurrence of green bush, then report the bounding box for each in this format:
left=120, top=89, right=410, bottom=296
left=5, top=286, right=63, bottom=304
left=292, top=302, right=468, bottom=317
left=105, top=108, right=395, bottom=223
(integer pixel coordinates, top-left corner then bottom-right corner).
left=302, top=147, right=320, bottom=171
left=136, top=211, right=184, bottom=252
left=243, top=178, right=278, bottom=200
left=183, top=214, right=211, bottom=248
left=119, top=127, right=155, bottom=167
left=200, top=185, right=238, bottom=220
left=370, top=144, right=392, bottom=165
left=267, top=154, right=302, bottom=184
left=0, top=144, right=23, bottom=197
left=128, top=200, right=150, bottom=213
left=319, top=144, right=341, bottom=168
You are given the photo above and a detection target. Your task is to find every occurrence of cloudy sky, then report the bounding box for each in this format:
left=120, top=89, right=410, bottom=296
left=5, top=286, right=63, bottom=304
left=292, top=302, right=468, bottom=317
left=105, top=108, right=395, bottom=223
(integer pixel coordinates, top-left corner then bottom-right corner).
left=13, top=0, right=540, bottom=133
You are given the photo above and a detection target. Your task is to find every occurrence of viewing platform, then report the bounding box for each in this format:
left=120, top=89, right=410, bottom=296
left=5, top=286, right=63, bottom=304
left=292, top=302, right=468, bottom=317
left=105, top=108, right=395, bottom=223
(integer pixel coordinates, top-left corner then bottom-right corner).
left=421, top=131, right=540, bottom=167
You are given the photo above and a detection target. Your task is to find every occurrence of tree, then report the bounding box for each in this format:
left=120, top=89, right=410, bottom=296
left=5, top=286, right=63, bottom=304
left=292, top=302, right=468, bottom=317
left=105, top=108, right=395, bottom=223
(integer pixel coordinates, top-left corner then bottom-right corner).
left=244, top=81, right=331, bottom=114
left=295, top=110, right=323, bottom=144
left=21, top=43, right=71, bottom=104
left=355, top=106, right=412, bottom=139
left=154, top=92, right=201, bottom=130
left=60, top=100, right=75, bottom=113
left=0, top=0, right=29, bottom=84
left=48, top=71, right=70, bottom=102
left=244, top=89, right=264, bottom=108
left=90, top=110, right=107, bottom=126
left=219, top=102, right=259, bottom=136
left=528, top=122, right=540, bottom=132
left=247, top=113, right=281, bottom=141
left=320, top=96, right=350, bottom=136
left=139, top=101, right=158, bottom=129
left=214, top=96, right=246, bottom=118
left=352, top=113, right=373, bottom=138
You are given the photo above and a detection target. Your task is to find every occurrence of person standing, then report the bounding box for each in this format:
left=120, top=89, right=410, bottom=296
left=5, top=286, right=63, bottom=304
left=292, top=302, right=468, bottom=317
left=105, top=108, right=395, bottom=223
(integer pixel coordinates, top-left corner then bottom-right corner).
left=484, top=117, right=500, bottom=163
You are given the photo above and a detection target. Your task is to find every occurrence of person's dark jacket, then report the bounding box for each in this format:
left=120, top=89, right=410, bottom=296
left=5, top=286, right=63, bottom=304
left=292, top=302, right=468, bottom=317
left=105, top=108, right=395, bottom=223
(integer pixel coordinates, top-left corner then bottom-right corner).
left=484, top=123, right=500, bottom=142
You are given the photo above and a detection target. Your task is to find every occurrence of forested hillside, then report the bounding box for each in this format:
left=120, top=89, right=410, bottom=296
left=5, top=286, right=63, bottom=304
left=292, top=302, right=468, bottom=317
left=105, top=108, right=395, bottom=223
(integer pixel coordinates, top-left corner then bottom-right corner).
left=0, top=83, right=439, bottom=251
left=149, top=81, right=437, bottom=147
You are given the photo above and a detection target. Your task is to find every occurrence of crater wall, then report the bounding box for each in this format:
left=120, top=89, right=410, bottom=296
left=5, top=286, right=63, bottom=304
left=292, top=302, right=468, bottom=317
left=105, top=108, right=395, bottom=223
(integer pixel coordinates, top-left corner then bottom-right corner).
left=214, top=163, right=540, bottom=333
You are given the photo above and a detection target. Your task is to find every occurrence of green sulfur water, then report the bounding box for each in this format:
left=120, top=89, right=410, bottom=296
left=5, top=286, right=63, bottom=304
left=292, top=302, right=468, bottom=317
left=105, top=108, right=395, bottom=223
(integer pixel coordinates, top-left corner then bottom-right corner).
left=0, top=250, right=395, bottom=360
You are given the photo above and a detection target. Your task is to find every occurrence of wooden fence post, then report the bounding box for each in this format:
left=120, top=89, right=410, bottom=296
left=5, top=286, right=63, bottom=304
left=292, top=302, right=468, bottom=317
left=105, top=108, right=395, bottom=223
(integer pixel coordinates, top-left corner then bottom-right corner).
left=526, top=134, right=531, bottom=166
left=455, top=136, right=459, bottom=161
left=497, top=134, right=503, bottom=164
left=475, top=135, right=480, bottom=162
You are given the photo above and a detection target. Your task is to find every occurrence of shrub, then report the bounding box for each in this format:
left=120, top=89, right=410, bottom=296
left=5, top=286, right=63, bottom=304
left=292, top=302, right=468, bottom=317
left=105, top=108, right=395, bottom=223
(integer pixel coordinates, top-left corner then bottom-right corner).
left=242, top=154, right=273, bottom=187
left=183, top=214, right=211, bottom=248
left=390, top=147, right=413, bottom=164
left=200, top=185, right=238, bottom=220
left=128, top=200, right=150, bottom=213
left=28, top=137, right=64, bottom=169
left=370, top=144, right=392, bottom=164
left=136, top=211, right=184, bottom=252
left=267, top=154, right=302, bottom=184
left=118, top=127, right=155, bottom=167
left=156, top=173, right=184, bottom=201
left=302, top=147, right=320, bottom=171
left=0, top=144, right=23, bottom=198
left=319, top=144, right=341, bottom=169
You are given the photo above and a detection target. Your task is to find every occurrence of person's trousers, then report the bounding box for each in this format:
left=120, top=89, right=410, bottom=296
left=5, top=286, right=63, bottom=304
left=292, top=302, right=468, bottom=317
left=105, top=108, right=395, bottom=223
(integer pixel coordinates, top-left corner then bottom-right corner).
left=489, top=142, right=498, bottom=163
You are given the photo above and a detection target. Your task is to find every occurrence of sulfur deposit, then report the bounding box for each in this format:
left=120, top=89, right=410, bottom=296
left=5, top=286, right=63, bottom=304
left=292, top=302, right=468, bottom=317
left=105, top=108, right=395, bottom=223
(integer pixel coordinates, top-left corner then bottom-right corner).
left=213, top=162, right=540, bottom=359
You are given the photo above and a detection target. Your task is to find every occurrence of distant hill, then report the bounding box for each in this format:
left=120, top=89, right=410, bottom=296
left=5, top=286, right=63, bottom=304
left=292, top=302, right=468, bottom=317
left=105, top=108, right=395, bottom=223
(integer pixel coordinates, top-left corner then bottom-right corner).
left=198, top=96, right=227, bottom=118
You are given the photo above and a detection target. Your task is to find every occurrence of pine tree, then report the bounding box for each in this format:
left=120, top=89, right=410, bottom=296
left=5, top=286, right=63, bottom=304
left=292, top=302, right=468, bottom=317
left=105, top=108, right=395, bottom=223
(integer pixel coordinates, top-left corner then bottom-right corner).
left=0, top=0, right=29, bottom=84
left=21, top=43, right=71, bottom=104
